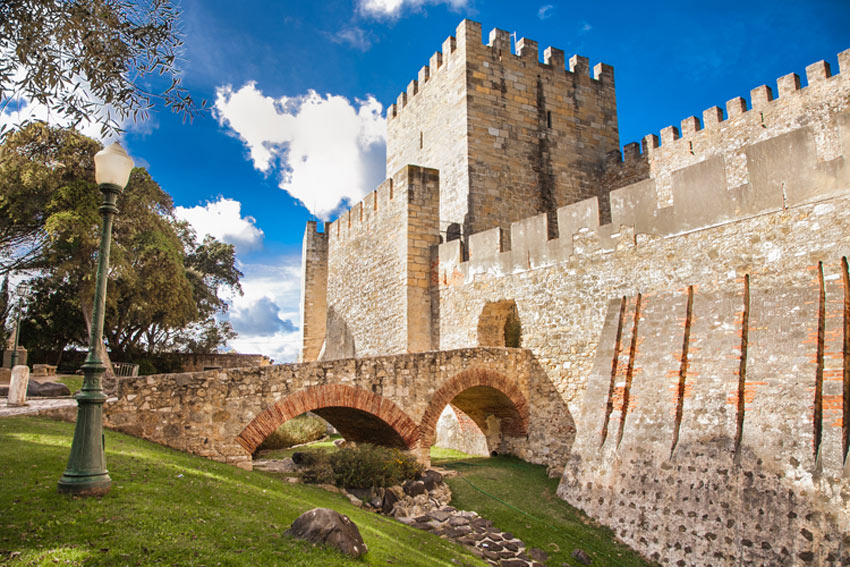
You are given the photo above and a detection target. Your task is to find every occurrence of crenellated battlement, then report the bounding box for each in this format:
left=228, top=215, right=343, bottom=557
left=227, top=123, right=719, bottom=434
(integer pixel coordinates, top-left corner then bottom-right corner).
left=388, top=19, right=614, bottom=123
left=615, top=48, right=850, bottom=180
left=327, top=176, right=397, bottom=244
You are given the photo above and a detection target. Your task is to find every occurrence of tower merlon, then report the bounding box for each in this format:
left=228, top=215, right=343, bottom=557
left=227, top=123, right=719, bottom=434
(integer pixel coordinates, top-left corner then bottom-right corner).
left=680, top=116, right=701, bottom=137
left=805, top=60, right=832, bottom=83
left=570, top=55, right=590, bottom=76
left=544, top=46, right=565, bottom=69
left=776, top=72, right=801, bottom=97
left=703, top=106, right=724, bottom=129
left=487, top=27, right=511, bottom=53
left=750, top=84, right=774, bottom=109
left=516, top=37, right=538, bottom=61
left=456, top=19, right=481, bottom=48
left=839, top=48, right=850, bottom=75
left=593, top=62, right=614, bottom=83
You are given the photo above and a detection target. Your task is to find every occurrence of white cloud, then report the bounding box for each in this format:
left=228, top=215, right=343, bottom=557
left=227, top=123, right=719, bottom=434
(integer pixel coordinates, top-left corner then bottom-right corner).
left=225, top=259, right=303, bottom=363
left=174, top=197, right=264, bottom=251
left=331, top=27, right=374, bottom=51
left=359, top=0, right=469, bottom=18
left=538, top=5, right=554, bottom=20
left=214, top=83, right=386, bottom=220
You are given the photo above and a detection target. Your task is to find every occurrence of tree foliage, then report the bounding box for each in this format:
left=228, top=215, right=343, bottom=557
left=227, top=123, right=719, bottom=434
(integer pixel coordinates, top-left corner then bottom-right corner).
left=0, top=0, right=202, bottom=139
left=1, top=123, right=242, bottom=358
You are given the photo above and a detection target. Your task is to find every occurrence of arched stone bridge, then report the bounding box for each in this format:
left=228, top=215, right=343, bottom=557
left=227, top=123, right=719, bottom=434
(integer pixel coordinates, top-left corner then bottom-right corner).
left=103, top=348, right=574, bottom=470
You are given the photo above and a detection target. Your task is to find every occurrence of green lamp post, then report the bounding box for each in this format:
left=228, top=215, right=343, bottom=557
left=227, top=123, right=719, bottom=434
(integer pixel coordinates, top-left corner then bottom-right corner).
left=9, top=282, right=31, bottom=367
left=58, top=142, right=133, bottom=496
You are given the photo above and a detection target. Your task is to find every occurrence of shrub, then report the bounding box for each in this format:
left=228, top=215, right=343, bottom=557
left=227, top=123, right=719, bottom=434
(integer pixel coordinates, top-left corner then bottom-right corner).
left=257, top=414, right=327, bottom=451
left=328, top=444, right=424, bottom=489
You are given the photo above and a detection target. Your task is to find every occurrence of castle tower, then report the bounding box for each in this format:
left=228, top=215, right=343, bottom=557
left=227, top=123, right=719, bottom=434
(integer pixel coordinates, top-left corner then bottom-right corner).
left=386, top=19, right=620, bottom=241
left=299, top=221, right=328, bottom=362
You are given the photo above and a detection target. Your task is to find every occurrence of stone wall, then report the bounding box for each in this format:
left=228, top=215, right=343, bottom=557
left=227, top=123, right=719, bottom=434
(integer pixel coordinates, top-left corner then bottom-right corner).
left=432, top=52, right=850, bottom=566
left=323, top=165, right=440, bottom=358
left=435, top=404, right=489, bottom=457
left=101, top=348, right=573, bottom=472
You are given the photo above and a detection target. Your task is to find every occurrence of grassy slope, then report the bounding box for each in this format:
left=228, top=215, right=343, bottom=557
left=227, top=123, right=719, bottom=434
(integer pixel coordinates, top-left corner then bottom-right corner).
left=0, top=417, right=485, bottom=567
left=431, top=450, right=655, bottom=567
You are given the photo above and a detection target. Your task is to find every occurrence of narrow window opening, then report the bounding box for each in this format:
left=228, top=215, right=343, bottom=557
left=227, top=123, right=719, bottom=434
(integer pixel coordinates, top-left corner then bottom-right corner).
left=419, top=131, right=423, bottom=149
left=546, top=110, right=552, bottom=129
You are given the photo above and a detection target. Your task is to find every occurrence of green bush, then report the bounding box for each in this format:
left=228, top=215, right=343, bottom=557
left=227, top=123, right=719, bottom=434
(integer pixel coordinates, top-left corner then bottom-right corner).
left=256, top=414, right=328, bottom=451
left=328, top=444, right=424, bottom=489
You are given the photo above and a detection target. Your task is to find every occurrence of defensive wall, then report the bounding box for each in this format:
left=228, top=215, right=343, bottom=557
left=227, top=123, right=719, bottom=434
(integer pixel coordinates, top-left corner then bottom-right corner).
left=308, top=165, right=441, bottom=359
left=90, top=348, right=572, bottom=472
left=432, top=49, right=850, bottom=565
left=387, top=20, right=619, bottom=239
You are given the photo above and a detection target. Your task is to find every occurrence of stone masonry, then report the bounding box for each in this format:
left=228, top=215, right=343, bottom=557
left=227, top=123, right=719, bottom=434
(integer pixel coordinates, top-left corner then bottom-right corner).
left=99, top=348, right=573, bottom=472
left=296, top=19, right=850, bottom=567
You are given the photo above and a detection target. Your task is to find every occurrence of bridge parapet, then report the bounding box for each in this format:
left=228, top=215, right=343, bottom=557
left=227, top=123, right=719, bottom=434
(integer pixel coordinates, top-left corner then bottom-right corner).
left=103, top=347, right=574, bottom=471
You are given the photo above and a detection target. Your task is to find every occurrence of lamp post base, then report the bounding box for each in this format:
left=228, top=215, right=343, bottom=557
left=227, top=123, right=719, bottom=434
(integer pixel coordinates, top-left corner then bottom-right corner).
left=58, top=377, right=111, bottom=497
left=57, top=472, right=112, bottom=496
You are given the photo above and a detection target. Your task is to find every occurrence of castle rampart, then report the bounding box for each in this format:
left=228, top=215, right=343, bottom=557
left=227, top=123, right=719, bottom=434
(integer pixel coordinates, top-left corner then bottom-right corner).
left=428, top=48, right=850, bottom=566
left=299, top=20, right=850, bottom=565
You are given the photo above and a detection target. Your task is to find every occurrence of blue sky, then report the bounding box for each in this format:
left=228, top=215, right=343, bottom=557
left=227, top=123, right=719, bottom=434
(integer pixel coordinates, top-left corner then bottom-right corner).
left=7, top=0, right=849, bottom=362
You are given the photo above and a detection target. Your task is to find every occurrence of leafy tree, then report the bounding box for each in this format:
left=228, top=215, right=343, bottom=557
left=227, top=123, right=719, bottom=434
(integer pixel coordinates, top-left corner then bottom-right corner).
left=18, top=276, right=87, bottom=365
left=0, top=0, right=203, bottom=140
left=0, top=122, right=100, bottom=275
left=3, top=123, right=242, bottom=360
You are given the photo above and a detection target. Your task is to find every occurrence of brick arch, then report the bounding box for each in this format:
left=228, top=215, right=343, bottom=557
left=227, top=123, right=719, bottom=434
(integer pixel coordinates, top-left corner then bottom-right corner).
left=419, top=368, right=529, bottom=448
left=236, top=384, right=420, bottom=454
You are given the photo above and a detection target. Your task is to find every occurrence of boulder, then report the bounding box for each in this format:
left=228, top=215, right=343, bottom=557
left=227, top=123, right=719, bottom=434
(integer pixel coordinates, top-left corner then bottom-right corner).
left=403, top=479, right=427, bottom=497
left=285, top=508, right=367, bottom=558
left=571, top=548, right=592, bottom=565
left=19, top=380, right=71, bottom=397
left=382, top=486, right=403, bottom=515
left=421, top=469, right=443, bottom=490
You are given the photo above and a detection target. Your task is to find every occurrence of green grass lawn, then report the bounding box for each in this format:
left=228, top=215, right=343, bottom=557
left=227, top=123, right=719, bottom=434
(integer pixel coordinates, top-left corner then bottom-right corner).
left=432, top=451, right=656, bottom=567
left=255, top=435, right=342, bottom=460
left=0, top=417, right=485, bottom=567
left=53, top=375, right=83, bottom=394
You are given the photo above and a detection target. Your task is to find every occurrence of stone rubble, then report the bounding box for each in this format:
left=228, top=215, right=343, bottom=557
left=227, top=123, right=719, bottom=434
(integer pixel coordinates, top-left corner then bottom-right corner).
left=271, top=460, right=549, bottom=567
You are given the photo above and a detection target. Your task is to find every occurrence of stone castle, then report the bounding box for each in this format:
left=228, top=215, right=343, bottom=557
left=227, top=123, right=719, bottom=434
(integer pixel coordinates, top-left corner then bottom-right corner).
left=297, top=19, right=850, bottom=567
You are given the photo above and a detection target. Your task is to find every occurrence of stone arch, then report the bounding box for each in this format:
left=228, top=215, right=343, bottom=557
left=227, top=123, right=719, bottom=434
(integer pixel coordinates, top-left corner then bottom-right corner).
left=236, top=384, right=419, bottom=454
left=419, top=368, right=529, bottom=451
left=477, top=300, right=522, bottom=348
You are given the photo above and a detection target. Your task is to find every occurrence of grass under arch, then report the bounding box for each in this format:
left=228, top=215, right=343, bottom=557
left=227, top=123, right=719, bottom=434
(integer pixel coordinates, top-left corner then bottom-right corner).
left=0, top=416, right=485, bottom=567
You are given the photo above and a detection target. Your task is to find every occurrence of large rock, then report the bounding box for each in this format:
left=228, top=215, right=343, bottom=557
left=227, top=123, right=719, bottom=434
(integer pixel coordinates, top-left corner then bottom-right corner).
left=382, top=486, right=403, bottom=515
left=27, top=381, right=71, bottom=397
left=285, top=508, right=367, bottom=558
